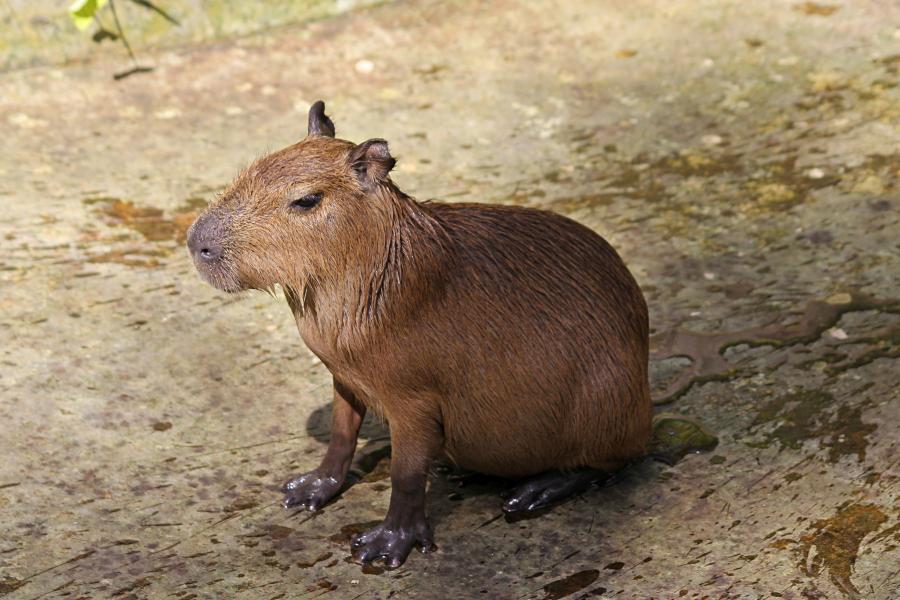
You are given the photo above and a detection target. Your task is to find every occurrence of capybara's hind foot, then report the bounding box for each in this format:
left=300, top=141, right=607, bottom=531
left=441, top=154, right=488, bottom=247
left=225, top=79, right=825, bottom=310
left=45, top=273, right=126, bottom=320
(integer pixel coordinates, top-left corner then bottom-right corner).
left=502, top=469, right=605, bottom=513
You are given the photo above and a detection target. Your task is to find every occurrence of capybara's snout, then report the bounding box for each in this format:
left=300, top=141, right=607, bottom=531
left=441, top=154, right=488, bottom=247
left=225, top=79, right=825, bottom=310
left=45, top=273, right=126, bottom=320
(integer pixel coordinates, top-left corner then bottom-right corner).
left=187, top=211, right=240, bottom=292
left=187, top=212, right=224, bottom=264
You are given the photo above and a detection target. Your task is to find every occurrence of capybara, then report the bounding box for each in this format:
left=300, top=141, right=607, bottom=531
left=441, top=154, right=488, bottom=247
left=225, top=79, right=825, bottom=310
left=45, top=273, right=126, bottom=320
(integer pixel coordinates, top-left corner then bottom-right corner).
left=187, top=101, right=652, bottom=568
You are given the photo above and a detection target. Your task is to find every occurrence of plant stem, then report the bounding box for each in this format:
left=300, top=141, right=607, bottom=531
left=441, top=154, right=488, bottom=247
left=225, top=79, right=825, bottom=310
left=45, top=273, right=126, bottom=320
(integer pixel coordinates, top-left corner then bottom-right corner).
left=108, top=0, right=137, bottom=65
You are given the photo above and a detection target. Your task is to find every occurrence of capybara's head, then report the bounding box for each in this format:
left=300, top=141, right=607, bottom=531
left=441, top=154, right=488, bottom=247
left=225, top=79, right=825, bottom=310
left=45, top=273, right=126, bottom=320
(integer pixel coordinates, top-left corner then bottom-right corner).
left=187, top=101, right=396, bottom=292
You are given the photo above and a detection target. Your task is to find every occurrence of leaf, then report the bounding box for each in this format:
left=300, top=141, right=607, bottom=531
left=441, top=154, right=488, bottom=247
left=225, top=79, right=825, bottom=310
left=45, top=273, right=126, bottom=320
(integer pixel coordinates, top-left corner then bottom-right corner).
left=68, top=0, right=109, bottom=31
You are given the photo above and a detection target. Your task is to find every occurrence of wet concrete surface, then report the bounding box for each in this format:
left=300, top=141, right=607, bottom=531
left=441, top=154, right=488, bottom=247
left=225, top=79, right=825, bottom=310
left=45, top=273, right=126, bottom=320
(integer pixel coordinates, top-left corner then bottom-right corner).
left=1, top=0, right=898, bottom=598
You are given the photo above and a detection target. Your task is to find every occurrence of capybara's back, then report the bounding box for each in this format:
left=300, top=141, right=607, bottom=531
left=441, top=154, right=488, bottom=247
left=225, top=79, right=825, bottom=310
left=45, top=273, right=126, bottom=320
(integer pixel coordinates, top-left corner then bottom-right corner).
left=402, top=202, right=652, bottom=478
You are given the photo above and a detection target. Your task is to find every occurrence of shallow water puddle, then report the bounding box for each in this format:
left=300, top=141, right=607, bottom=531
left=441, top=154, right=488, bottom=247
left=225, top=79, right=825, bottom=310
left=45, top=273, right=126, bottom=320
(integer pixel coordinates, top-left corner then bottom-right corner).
left=650, top=291, right=898, bottom=404
left=328, top=521, right=383, bottom=546
left=541, top=568, right=601, bottom=599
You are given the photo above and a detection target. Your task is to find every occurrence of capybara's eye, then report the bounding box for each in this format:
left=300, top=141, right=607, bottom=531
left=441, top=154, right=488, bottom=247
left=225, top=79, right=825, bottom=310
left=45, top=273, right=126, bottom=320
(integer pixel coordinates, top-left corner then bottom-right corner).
left=290, top=193, right=322, bottom=210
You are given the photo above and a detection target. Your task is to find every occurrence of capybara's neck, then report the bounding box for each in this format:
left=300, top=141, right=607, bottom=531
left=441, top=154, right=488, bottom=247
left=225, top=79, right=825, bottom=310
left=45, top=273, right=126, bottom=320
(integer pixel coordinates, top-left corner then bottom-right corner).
left=285, top=183, right=452, bottom=341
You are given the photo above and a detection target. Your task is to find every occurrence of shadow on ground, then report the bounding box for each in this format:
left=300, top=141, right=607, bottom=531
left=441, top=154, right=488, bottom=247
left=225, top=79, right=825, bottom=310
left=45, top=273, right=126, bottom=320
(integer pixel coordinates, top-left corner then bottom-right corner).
left=0, top=0, right=898, bottom=598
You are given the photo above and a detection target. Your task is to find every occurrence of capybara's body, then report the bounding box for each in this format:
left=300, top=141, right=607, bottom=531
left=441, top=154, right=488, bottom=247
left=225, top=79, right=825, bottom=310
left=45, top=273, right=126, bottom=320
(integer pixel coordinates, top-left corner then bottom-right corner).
left=294, top=200, right=652, bottom=478
left=187, top=101, right=652, bottom=568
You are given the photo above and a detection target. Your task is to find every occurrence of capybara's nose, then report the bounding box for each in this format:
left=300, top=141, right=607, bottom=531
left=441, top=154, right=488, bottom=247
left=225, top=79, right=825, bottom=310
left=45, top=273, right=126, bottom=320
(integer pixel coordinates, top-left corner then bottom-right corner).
left=196, top=242, right=222, bottom=263
left=187, top=215, right=223, bottom=263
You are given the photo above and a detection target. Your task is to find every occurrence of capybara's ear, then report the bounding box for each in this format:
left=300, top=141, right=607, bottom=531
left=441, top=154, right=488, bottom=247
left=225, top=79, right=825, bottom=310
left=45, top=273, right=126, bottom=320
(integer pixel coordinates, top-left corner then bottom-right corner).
left=307, top=100, right=336, bottom=138
left=348, top=139, right=396, bottom=187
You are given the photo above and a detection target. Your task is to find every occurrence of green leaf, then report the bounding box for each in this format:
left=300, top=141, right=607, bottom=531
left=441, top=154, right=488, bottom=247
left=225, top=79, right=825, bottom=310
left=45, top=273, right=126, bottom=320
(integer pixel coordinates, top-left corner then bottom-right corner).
left=68, top=0, right=109, bottom=31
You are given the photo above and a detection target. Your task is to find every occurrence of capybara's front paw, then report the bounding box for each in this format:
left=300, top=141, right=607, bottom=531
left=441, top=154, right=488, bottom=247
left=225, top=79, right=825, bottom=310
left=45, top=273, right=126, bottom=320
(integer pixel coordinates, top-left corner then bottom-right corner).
left=350, top=519, right=436, bottom=569
left=281, top=471, right=343, bottom=511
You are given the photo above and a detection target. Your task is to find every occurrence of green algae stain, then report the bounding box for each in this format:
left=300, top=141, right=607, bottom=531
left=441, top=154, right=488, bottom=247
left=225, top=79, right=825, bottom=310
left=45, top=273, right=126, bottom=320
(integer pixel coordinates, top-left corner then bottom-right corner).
left=823, top=404, right=878, bottom=464
left=748, top=390, right=876, bottom=462
left=650, top=414, right=719, bottom=465
left=655, top=152, right=744, bottom=179
left=0, top=576, right=25, bottom=596
left=750, top=389, right=832, bottom=449
left=738, top=155, right=840, bottom=215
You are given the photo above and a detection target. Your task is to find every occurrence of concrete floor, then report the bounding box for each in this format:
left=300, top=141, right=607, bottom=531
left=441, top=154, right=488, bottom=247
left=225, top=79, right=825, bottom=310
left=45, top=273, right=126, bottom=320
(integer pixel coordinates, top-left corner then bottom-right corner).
left=1, top=1, right=898, bottom=598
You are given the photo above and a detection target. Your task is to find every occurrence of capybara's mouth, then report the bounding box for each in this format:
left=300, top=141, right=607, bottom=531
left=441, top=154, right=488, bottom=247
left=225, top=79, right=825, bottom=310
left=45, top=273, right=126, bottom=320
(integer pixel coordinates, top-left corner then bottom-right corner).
left=190, top=254, right=244, bottom=293
left=201, top=272, right=243, bottom=294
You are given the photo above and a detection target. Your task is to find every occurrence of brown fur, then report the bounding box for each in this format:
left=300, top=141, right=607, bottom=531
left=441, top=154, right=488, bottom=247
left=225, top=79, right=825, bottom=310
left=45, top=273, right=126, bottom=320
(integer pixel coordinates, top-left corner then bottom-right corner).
left=187, top=102, right=652, bottom=564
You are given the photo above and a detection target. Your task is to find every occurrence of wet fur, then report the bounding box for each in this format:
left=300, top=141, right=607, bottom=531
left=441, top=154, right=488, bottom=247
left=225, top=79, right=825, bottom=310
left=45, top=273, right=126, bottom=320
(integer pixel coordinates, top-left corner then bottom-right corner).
left=190, top=108, right=651, bottom=500
left=283, top=190, right=653, bottom=477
